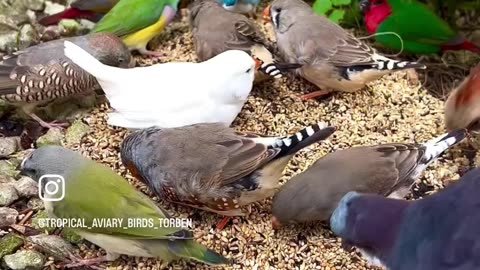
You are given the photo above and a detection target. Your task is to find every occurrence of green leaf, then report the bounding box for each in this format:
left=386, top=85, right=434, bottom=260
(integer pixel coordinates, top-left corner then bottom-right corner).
left=328, top=9, right=345, bottom=23
left=332, top=0, right=351, bottom=6
left=313, top=0, right=333, bottom=15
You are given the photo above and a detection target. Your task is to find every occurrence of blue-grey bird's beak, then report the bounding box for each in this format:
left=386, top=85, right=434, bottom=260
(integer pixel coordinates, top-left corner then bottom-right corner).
left=359, top=0, right=370, bottom=13
left=16, top=150, right=34, bottom=175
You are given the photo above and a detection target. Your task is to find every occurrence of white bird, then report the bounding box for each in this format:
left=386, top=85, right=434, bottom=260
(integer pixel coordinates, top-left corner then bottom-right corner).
left=63, top=40, right=256, bottom=129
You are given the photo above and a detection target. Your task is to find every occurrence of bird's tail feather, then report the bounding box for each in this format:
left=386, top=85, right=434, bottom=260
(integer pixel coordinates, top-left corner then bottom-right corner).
left=259, top=62, right=302, bottom=79
left=63, top=40, right=114, bottom=82
left=38, top=8, right=98, bottom=26
left=168, top=240, right=230, bottom=265
left=269, top=122, right=336, bottom=157
left=422, top=128, right=467, bottom=164
left=372, top=54, right=426, bottom=71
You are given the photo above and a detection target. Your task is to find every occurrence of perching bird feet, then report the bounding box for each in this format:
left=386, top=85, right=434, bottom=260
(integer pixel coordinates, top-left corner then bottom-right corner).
left=301, top=90, right=332, bottom=100
left=138, top=48, right=166, bottom=58
left=216, top=216, right=232, bottom=231
left=28, top=113, right=69, bottom=129
left=61, top=255, right=107, bottom=269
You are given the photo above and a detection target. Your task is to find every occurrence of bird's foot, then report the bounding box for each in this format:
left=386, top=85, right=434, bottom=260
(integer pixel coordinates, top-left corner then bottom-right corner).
left=28, top=113, right=69, bottom=129
left=216, top=216, right=232, bottom=231
left=138, top=48, right=166, bottom=58
left=61, top=255, right=107, bottom=270
left=300, top=90, right=331, bottom=100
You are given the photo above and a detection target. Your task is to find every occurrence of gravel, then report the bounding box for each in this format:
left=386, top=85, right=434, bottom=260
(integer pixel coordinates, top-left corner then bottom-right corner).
left=68, top=13, right=471, bottom=270
left=1, top=4, right=476, bottom=270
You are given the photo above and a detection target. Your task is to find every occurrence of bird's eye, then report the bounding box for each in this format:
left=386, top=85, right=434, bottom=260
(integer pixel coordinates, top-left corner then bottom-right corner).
left=246, top=68, right=252, bottom=73
left=275, top=7, right=281, bottom=12
left=118, top=57, right=125, bottom=63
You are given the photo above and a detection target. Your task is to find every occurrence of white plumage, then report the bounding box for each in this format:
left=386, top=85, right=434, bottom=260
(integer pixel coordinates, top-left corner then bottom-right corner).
left=63, top=41, right=255, bottom=129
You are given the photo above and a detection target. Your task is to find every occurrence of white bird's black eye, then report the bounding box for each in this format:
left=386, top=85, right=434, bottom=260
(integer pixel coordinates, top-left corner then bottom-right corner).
left=246, top=68, right=252, bottom=73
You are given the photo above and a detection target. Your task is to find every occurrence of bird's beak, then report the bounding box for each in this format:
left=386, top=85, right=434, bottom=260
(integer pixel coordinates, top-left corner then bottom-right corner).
left=359, top=0, right=370, bottom=13
left=253, top=57, right=262, bottom=70
left=263, top=5, right=271, bottom=24
left=16, top=150, right=33, bottom=173
left=127, top=57, right=136, bottom=68
left=271, top=216, right=282, bottom=229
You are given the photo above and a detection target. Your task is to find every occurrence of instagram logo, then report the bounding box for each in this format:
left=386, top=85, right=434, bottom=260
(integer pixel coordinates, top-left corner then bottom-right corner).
left=38, top=174, right=65, bottom=202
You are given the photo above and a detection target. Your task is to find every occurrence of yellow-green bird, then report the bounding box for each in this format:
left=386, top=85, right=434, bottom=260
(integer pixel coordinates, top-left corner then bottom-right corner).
left=19, top=146, right=229, bottom=269
left=92, top=0, right=180, bottom=56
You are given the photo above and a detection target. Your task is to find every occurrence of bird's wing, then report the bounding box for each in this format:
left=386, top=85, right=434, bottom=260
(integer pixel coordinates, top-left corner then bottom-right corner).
left=71, top=0, right=119, bottom=13
left=227, top=20, right=268, bottom=48
left=217, top=132, right=280, bottom=184
left=324, top=33, right=377, bottom=66
left=190, top=1, right=264, bottom=60
left=371, top=143, right=424, bottom=192
left=93, top=0, right=176, bottom=37
left=297, top=15, right=376, bottom=66
left=126, top=124, right=279, bottom=194
left=0, top=36, right=102, bottom=101
left=377, top=6, right=456, bottom=46
left=52, top=160, right=191, bottom=240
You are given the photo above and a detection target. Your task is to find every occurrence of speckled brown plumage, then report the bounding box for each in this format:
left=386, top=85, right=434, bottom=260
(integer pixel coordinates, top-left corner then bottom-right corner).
left=0, top=33, right=133, bottom=127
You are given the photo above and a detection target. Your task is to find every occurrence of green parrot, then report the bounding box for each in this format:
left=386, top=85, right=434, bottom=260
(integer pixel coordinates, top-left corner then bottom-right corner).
left=20, top=146, right=229, bottom=268
left=359, top=0, right=480, bottom=54
left=92, top=0, right=181, bottom=56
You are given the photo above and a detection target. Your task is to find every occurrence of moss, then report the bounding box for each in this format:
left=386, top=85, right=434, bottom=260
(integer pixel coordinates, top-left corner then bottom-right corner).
left=30, top=211, right=56, bottom=234
left=0, top=233, right=23, bottom=259
left=0, top=160, right=17, bottom=178
left=65, top=120, right=90, bottom=145
left=35, top=128, right=64, bottom=148
left=60, top=228, right=83, bottom=245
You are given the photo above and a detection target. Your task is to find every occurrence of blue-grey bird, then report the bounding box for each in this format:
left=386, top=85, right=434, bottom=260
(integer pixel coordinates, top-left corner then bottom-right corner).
left=271, top=128, right=467, bottom=228
left=331, top=167, right=480, bottom=270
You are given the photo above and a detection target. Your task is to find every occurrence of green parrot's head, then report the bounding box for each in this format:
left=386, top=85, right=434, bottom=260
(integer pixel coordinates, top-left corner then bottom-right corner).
left=20, top=146, right=81, bottom=188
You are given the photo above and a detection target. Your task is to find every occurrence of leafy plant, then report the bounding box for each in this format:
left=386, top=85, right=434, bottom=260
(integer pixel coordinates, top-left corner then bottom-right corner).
left=312, top=0, right=362, bottom=27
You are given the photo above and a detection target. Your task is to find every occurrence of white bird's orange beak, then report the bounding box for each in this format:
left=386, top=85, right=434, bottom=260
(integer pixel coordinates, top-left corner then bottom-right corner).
left=263, top=5, right=272, bottom=24
left=253, top=57, right=262, bottom=70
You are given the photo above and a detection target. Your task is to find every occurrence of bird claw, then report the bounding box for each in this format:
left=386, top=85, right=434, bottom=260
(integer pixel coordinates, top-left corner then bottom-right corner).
left=28, top=113, right=69, bottom=129
left=216, top=216, right=232, bottom=231
left=59, top=255, right=107, bottom=270
left=138, top=49, right=166, bottom=58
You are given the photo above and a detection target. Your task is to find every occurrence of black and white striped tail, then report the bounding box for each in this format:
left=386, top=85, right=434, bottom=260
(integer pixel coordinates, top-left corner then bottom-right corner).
left=373, top=54, right=426, bottom=71
left=422, top=128, right=467, bottom=164
left=269, top=122, right=336, bottom=157
left=259, top=62, right=303, bottom=79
